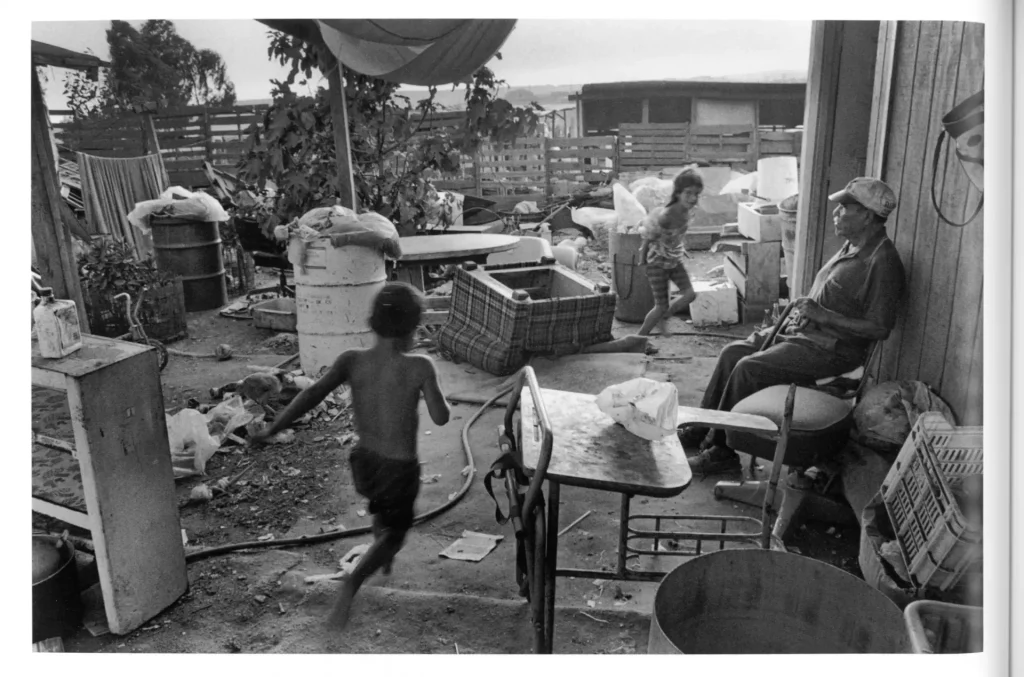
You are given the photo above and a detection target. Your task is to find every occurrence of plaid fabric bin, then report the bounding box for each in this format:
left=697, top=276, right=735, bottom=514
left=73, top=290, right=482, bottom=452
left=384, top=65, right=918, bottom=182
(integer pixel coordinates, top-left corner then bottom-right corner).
left=436, top=263, right=615, bottom=375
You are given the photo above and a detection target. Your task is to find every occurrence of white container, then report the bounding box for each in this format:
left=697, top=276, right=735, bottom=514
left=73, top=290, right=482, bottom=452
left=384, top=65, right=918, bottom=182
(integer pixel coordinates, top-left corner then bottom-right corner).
left=293, top=240, right=385, bottom=376
left=690, top=280, right=739, bottom=327
left=756, top=156, right=799, bottom=203
left=33, top=290, right=83, bottom=358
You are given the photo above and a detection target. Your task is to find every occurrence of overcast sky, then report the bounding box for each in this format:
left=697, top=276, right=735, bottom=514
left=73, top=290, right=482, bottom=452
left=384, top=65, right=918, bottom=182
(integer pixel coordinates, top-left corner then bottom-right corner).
left=31, top=19, right=812, bottom=108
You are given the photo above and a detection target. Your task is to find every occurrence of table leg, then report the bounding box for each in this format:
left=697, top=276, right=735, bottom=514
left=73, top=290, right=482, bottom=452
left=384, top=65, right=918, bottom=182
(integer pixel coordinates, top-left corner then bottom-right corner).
left=543, top=481, right=561, bottom=654
left=618, top=493, right=631, bottom=577
left=395, top=265, right=425, bottom=291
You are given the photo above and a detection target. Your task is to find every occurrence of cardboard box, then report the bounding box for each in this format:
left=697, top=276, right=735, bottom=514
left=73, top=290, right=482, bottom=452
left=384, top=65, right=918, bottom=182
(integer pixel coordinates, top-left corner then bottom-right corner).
left=689, top=279, right=739, bottom=327
left=737, top=201, right=784, bottom=242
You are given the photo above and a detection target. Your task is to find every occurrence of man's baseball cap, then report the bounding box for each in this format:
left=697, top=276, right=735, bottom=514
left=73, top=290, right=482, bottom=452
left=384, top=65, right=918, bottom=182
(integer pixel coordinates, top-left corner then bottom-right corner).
left=828, top=177, right=898, bottom=219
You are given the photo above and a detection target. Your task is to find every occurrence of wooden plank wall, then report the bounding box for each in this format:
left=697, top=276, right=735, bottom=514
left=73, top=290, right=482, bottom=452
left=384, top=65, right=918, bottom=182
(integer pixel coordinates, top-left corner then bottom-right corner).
left=52, top=104, right=269, bottom=188
left=871, top=21, right=984, bottom=425
left=617, top=123, right=799, bottom=172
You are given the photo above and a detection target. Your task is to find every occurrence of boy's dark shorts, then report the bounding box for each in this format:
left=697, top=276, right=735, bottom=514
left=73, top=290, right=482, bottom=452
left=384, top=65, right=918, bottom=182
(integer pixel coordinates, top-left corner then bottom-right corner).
left=349, top=446, right=420, bottom=531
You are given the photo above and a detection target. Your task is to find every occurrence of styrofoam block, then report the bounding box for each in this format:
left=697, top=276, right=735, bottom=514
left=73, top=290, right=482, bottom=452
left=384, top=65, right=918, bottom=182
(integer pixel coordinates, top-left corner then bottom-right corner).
left=689, top=280, right=739, bottom=327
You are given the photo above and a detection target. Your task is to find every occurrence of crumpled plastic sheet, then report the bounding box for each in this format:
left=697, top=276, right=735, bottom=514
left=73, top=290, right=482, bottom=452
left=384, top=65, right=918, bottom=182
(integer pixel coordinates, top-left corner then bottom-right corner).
left=852, top=380, right=957, bottom=454
left=283, top=206, right=402, bottom=275
left=596, top=377, right=679, bottom=441
left=167, top=395, right=263, bottom=479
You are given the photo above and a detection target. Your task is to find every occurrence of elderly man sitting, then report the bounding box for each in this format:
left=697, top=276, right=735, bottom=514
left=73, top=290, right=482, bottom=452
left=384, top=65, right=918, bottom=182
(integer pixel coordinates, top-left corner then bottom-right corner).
left=682, top=177, right=907, bottom=475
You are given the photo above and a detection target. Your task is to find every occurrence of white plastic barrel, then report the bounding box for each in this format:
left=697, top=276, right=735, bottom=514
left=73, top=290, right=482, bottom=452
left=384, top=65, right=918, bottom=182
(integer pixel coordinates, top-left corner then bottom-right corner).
left=756, top=156, right=800, bottom=203
left=293, top=240, right=386, bottom=376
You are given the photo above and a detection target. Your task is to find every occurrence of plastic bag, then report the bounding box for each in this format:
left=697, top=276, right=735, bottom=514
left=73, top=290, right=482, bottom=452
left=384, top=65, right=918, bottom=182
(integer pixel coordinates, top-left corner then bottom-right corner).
left=628, top=175, right=663, bottom=192
left=632, top=180, right=674, bottom=213
left=167, top=409, right=221, bottom=479
left=852, top=380, right=956, bottom=454
left=719, top=171, right=758, bottom=196
left=613, top=183, right=647, bottom=231
left=205, top=394, right=258, bottom=444
left=570, top=207, right=619, bottom=233
left=596, top=378, right=679, bottom=441
left=326, top=212, right=402, bottom=260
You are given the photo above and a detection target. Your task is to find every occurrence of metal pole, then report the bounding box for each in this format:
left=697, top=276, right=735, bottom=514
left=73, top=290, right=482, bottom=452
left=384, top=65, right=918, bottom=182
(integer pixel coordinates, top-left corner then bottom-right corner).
left=761, top=384, right=797, bottom=549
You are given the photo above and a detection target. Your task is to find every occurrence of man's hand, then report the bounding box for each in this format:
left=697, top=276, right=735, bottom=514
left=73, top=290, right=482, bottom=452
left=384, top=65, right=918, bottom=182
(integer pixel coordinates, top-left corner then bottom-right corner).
left=788, top=297, right=827, bottom=329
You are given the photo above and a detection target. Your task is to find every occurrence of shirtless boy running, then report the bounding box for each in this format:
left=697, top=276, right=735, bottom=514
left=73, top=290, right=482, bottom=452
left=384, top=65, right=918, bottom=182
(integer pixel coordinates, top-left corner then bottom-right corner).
left=251, top=282, right=451, bottom=630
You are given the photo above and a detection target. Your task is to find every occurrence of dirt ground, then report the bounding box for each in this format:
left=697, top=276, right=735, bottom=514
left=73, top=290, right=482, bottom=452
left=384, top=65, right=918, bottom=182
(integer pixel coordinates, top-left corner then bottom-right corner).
left=33, top=232, right=863, bottom=654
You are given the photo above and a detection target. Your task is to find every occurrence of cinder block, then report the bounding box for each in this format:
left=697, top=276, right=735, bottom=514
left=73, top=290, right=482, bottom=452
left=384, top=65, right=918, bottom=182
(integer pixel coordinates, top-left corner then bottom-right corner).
left=689, top=279, right=739, bottom=327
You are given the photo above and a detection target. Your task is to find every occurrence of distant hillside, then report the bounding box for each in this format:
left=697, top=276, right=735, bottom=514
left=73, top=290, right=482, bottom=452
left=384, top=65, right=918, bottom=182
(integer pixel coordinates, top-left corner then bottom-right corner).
left=237, top=72, right=805, bottom=112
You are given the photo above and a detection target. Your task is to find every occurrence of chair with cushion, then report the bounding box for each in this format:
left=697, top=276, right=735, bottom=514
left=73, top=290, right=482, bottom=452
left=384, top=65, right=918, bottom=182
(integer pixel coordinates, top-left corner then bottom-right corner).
left=713, top=304, right=875, bottom=541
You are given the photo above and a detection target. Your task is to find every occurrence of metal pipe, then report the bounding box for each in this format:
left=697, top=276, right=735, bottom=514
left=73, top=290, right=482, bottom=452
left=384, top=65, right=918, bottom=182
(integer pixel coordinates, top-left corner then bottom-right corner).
left=761, top=384, right=797, bottom=549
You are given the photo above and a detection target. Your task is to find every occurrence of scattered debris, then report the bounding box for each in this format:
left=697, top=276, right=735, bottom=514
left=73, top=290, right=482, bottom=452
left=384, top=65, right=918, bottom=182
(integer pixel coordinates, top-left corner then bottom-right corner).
left=421, top=474, right=442, bottom=484
left=189, top=484, right=214, bottom=503
left=357, top=510, right=367, bottom=518
left=254, top=595, right=267, bottom=604
left=439, top=531, right=504, bottom=562
left=580, top=611, right=609, bottom=623
left=257, top=534, right=275, bottom=542
left=825, top=526, right=836, bottom=536
left=586, top=600, right=597, bottom=608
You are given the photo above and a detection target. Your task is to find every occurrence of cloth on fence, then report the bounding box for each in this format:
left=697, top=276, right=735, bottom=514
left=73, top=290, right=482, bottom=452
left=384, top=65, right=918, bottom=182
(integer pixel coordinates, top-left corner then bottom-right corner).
left=77, top=152, right=169, bottom=258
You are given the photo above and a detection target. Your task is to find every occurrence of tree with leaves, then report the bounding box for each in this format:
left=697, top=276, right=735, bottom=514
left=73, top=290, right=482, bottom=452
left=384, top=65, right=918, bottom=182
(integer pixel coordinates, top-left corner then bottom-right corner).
left=235, top=30, right=542, bottom=235
left=64, top=20, right=236, bottom=118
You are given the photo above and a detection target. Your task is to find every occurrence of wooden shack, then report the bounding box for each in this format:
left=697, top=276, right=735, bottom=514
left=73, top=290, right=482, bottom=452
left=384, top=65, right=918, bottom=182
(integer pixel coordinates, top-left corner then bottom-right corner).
left=569, top=80, right=806, bottom=136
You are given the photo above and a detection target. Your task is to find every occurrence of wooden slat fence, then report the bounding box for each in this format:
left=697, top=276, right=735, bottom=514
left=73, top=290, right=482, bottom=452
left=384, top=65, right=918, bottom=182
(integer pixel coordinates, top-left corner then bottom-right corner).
left=52, top=104, right=269, bottom=188
left=617, top=122, right=801, bottom=172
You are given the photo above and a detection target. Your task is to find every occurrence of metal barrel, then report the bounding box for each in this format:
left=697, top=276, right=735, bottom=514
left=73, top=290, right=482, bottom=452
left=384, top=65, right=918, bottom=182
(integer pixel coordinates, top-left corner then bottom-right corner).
left=648, top=550, right=911, bottom=654
left=292, top=239, right=386, bottom=377
left=151, top=218, right=228, bottom=312
left=608, top=229, right=654, bottom=323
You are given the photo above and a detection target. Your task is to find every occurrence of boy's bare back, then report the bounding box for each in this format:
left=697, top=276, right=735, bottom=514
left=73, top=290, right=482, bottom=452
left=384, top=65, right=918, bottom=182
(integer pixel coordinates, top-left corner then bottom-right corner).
left=335, top=348, right=448, bottom=462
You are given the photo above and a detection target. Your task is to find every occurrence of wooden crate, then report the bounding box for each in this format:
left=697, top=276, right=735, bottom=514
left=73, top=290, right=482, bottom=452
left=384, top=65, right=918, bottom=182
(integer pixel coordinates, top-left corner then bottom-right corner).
left=737, top=201, right=784, bottom=242
left=718, top=237, right=781, bottom=321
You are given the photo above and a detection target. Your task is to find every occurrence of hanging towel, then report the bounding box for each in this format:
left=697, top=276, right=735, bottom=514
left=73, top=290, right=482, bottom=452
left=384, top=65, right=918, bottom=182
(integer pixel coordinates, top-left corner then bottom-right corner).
left=77, top=152, right=169, bottom=258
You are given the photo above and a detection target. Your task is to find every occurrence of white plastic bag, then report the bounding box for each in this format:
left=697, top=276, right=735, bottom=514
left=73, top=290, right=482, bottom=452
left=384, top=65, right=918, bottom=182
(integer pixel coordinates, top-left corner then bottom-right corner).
left=632, top=179, right=674, bottom=213
left=613, top=183, right=647, bottom=231
left=167, top=409, right=220, bottom=479
left=720, top=171, right=758, bottom=196
left=628, top=175, right=663, bottom=192
left=596, top=378, right=679, bottom=441
left=571, top=207, right=619, bottom=233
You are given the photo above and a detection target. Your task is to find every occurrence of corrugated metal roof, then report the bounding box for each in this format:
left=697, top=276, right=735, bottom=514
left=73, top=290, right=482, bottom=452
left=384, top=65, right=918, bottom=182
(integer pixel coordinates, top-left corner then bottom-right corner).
left=31, top=40, right=109, bottom=70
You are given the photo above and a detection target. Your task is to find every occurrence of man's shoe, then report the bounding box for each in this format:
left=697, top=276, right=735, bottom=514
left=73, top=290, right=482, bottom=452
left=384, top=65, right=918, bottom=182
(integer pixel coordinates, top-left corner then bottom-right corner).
left=677, top=425, right=710, bottom=449
left=687, top=446, right=742, bottom=475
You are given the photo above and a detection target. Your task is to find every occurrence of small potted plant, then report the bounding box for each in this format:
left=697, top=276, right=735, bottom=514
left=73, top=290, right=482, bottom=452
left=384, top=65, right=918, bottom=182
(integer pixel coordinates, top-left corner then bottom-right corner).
left=77, top=238, right=187, bottom=341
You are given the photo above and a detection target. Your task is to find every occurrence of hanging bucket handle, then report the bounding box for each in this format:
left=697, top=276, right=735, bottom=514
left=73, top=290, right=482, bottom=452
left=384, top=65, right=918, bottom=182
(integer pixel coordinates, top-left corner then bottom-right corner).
left=930, top=90, right=984, bottom=228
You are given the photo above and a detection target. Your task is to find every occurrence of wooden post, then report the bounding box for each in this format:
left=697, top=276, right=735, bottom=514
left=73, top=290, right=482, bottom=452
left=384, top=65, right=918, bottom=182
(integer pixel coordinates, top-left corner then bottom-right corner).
left=793, top=20, right=879, bottom=296
left=641, top=98, right=650, bottom=124
left=328, top=60, right=358, bottom=210
left=31, top=67, right=90, bottom=332
left=866, top=21, right=899, bottom=177
left=202, top=110, right=214, bottom=166
left=141, top=113, right=161, bottom=156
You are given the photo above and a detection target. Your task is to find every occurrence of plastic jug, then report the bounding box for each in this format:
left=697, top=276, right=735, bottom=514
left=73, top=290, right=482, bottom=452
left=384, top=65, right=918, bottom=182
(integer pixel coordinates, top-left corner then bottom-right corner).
left=33, top=288, right=83, bottom=358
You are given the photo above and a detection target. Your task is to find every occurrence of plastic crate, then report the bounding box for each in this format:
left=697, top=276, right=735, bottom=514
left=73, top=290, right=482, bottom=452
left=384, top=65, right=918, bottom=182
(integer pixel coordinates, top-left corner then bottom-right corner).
left=904, top=601, right=983, bottom=653
left=881, top=413, right=983, bottom=591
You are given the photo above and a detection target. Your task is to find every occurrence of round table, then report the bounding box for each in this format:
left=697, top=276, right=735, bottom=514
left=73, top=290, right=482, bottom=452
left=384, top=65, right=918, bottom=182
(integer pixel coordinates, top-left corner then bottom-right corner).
left=396, top=234, right=519, bottom=290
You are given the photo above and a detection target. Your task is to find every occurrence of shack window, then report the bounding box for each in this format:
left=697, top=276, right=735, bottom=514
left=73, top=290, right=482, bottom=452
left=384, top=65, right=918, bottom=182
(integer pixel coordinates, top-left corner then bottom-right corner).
left=583, top=98, right=642, bottom=136
left=759, top=98, right=806, bottom=128
left=648, top=96, right=692, bottom=123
